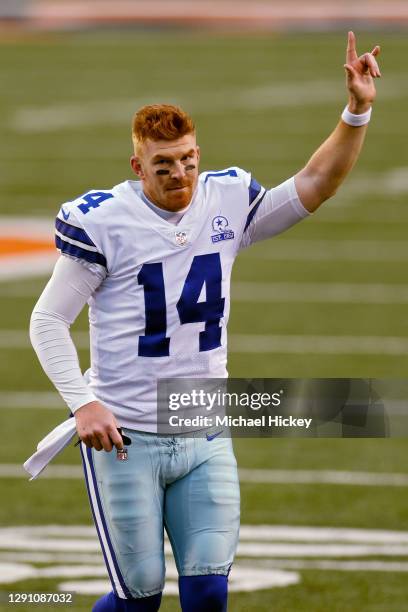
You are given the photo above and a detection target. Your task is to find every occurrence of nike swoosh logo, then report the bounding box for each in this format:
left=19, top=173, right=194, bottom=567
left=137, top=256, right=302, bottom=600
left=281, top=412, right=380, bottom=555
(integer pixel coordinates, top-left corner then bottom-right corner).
left=206, top=430, right=224, bottom=441
left=61, top=207, right=70, bottom=221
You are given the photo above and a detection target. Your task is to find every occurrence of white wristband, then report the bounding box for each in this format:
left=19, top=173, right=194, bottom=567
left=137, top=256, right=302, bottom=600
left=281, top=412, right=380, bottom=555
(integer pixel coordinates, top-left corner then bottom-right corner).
left=341, top=105, right=372, bottom=127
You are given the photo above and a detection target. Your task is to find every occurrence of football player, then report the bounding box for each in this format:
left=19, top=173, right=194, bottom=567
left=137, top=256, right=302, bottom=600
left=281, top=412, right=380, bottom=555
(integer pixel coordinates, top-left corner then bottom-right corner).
left=30, top=32, right=380, bottom=611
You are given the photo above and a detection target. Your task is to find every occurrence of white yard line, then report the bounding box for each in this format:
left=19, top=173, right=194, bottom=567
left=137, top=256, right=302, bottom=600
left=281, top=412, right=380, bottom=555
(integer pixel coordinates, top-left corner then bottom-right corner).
left=4, top=522, right=408, bottom=593
left=232, top=282, right=408, bottom=304
left=0, top=253, right=58, bottom=280
left=10, top=85, right=341, bottom=132
left=0, top=330, right=89, bottom=349
left=0, top=465, right=83, bottom=479
left=238, top=469, right=408, bottom=487
left=236, top=542, right=408, bottom=557
left=0, top=392, right=65, bottom=408
left=3, top=464, right=408, bottom=486
left=10, top=79, right=408, bottom=133
left=239, top=525, right=408, bottom=543
left=3, top=280, right=407, bottom=304
left=1, top=393, right=406, bottom=414
left=246, top=240, right=408, bottom=262
left=258, top=559, right=408, bottom=572
left=1, top=553, right=406, bottom=576
left=0, top=217, right=53, bottom=238
left=230, top=334, right=408, bottom=355
left=2, top=330, right=408, bottom=355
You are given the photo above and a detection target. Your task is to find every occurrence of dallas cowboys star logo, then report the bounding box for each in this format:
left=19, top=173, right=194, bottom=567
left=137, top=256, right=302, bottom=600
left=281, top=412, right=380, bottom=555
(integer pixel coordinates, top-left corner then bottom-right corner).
left=212, top=216, right=229, bottom=233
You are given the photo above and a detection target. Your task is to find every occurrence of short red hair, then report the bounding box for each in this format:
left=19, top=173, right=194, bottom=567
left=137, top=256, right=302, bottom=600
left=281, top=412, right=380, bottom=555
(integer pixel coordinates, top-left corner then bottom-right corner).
left=132, top=104, right=195, bottom=153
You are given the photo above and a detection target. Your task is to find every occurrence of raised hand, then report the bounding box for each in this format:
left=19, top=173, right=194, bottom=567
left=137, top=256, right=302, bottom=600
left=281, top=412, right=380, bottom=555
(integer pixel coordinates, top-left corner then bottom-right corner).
left=344, top=31, right=381, bottom=112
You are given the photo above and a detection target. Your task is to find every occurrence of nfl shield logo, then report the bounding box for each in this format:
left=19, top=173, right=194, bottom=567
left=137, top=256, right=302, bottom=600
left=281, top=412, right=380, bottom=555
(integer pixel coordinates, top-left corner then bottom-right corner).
left=175, top=231, right=188, bottom=246
left=116, top=448, right=128, bottom=461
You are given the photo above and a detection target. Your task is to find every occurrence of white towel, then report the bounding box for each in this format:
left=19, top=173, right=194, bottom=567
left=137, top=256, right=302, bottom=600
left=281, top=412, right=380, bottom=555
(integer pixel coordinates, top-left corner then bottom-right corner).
left=23, top=418, right=78, bottom=480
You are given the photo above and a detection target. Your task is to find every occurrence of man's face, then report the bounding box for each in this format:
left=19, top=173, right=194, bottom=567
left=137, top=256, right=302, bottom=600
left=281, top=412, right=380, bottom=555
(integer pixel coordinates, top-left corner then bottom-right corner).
left=130, top=134, right=200, bottom=212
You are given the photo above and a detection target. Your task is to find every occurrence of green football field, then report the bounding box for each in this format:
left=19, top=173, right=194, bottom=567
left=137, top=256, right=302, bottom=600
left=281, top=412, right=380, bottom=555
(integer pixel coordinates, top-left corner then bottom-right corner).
left=0, top=30, right=407, bottom=611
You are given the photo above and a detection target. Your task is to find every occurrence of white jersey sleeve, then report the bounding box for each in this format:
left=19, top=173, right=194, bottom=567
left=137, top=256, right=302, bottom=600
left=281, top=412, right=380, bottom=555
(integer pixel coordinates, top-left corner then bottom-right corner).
left=30, top=256, right=101, bottom=412
left=239, top=175, right=310, bottom=250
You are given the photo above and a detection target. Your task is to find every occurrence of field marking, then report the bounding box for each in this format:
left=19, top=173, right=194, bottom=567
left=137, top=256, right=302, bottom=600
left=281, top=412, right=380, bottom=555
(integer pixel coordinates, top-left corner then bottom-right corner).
left=239, top=525, right=408, bottom=543
left=3, top=523, right=408, bottom=597
left=0, top=217, right=53, bottom=238
left=0, top=392, right=65, bottom=408
left=0, top=525, right=301, bottom=593
left=2, top=330, right=408, bottom=355
left=328, top=167, right=408, bottom=207
left=3, top=524, right=408, bottom=547
left=2, top=464, right=408, bottom=486
left=10, top=78, right=407, bottom=133
left=3, top=279, right=408, bottom=302
left=230, top=334, right=408, bottom=355
left=57, top=565, right=298, bottom=596
left=0, top=465, right=83, bottom=479
left=1, top=392, right=407, bottom=416
left=10, top=85, right=342, bottom=132
left=0, top=330, right=89, bottom=349
left=2, top=392, right=407, bottom=417
left=5, top=522, right=408, bottom=596
left=4, top=279, right=407, bottom=304
left=11, top=98, right=168, bottom=133
left=258, top=559, right=408, bottom=573
left=247, top=240, right=408, bottom=262
left=0, top=217, right=55, bottom=280
left=235, top=542, right=408, bottom=557
left=0, top=253, right=57, bottom=280
left=238, top=469, right=408, bottom=487
left=233, top=282, right=408, bottom=304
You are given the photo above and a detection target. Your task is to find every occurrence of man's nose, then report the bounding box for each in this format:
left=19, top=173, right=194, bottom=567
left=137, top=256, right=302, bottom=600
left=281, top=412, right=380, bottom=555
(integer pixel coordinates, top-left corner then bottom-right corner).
left=170, top=161, right=186, bottom=180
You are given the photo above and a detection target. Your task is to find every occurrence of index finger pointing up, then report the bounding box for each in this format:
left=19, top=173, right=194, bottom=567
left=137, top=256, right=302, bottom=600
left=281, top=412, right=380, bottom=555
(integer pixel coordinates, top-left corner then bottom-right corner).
left=346, top=31, right=358, bottom=63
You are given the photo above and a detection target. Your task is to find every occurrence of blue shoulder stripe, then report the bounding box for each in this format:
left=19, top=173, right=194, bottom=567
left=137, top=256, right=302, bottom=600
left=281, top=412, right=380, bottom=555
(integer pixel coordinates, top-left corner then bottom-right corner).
left=249, top=177, right=263, bottom=206
left=244, top=191, right=267, bottom=233
left=55, top=236, right=107, bottom=268
left=55, top=218, right=95, bottom=247
left=204, top=169, right=238, bottom=183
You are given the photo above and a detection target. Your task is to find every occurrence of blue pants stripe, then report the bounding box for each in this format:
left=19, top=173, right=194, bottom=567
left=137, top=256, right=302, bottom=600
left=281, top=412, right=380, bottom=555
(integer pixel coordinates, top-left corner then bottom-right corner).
left=80, top=442, right=131, bottom=599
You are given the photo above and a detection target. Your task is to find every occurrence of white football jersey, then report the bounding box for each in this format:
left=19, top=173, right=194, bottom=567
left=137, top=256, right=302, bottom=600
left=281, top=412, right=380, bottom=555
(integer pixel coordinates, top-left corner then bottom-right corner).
left=55, top=168, right=308, bottom=431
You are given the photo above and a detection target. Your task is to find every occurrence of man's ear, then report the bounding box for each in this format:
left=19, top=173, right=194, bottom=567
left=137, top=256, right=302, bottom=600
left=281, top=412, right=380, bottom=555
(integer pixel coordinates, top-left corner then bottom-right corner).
left=130, top=155, right=144, bottom=178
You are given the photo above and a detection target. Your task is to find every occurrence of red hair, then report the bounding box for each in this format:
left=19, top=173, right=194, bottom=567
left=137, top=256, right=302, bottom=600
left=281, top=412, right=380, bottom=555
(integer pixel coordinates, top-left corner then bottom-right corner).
left=132, top=104, right=195, bottom=153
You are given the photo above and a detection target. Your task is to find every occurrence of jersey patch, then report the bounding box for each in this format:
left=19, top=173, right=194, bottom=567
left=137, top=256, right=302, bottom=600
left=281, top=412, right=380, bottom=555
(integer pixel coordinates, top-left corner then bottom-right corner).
left=211, top=216, right=235, bottom=244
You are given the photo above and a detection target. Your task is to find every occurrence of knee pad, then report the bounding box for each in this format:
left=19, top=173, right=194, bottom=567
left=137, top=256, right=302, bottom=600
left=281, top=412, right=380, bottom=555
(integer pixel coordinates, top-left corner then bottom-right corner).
left=93, top=591, right=162, bottom=612
left=179, top=575, right=228, bottom=612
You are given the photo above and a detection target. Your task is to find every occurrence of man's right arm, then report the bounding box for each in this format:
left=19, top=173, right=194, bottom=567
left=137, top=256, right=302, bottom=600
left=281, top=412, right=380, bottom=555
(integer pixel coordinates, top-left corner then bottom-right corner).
left=30, top=256, right=123, bottom=452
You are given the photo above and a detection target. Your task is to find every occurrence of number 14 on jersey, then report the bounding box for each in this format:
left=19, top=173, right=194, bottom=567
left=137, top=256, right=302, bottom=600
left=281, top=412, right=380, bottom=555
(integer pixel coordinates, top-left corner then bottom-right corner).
left=138, top=253, right=225, bottom=357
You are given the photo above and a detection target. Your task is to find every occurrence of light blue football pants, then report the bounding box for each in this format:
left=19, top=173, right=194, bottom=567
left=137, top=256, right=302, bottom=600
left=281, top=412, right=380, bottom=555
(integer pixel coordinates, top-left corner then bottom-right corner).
left=80, top=431, right=240, bottom=599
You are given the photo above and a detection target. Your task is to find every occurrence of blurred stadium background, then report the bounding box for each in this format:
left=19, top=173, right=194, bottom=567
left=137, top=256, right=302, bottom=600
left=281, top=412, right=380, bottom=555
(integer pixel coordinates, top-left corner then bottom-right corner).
left=1, top=1, right=408, bottom=610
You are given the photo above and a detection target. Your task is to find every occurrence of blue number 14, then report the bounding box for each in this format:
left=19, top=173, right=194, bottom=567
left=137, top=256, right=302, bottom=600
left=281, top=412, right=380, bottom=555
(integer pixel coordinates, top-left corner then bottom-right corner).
left=138, top=253, right=225, bottom=357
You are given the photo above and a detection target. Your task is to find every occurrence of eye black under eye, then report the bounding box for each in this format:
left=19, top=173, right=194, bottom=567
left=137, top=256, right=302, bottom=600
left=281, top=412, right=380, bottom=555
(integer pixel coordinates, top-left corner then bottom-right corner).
left=156, top=169, right=170, bottom=175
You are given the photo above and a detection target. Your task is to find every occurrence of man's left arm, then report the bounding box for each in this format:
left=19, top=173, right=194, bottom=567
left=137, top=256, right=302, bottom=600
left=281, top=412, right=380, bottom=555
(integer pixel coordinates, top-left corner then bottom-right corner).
left=295, top=31, right=381, bottom=212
